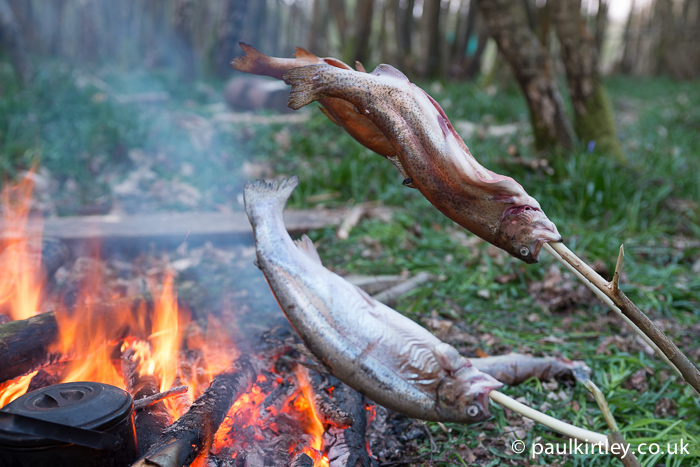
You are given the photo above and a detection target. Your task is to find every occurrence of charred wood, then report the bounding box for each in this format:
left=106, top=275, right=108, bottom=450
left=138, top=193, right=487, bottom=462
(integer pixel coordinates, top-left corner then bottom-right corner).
left=290, top=452, right=314, bottom=467
left=133, top=385, right=188, bottom=410
left=0, top=296, right=152, bottom=383
left=322, top=376, right=375, bottom=467
left=131, top=355, right=257, bottom=467
left=122, top=346, right=174, bottom=455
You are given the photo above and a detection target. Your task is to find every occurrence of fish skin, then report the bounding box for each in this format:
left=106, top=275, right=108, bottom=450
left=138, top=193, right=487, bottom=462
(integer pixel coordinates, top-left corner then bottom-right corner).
left=469, top=354, right=590, bottom=386
left=282, top=63, right=562, bottom=263
left=244, top=176, right=503, bottom=424
left=230, top=43, right=395, bottom=158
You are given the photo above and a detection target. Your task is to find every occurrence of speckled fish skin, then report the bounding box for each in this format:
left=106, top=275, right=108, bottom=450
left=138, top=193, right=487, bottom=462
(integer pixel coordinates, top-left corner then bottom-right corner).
left=282, top=64, right=562, bottom=263
left=230, top=43, right=395, bottom=158
left=244, top=176, right=503, bottom=424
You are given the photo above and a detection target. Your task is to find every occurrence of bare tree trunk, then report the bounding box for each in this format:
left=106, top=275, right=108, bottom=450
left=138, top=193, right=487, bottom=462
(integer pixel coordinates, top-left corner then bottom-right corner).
left=395, top=0, right=416, bottom=73
left=422, top=0, right=442, bottom=78
left=329, top=0, right=348, bottom=44
left=307, top=0, right=327, bottom=55
left=552, top=0, right=625, bottom=162
left=174, top=0, right=197, bottom=80
left=475, top=0, right=574, bottom=152
left=0, top=0, right=31, bottom=84
left=353, top=0, right=375, bottom=64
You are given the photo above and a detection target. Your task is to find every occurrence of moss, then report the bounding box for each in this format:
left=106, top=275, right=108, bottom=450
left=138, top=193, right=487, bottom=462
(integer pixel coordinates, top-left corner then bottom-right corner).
left=574, top=80, right=626, bottom=163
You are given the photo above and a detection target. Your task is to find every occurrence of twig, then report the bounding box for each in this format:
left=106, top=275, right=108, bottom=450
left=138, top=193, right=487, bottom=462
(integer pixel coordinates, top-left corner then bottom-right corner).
left=543, top=243, right=688, bottom=383
left=489, top=390, right=608, bottom=446
left=610, top=245, right=624, bottom=295
left=573, top=368, right=641, bottom=467
left=371, top=272, right=432, bottom=306
left=337, top=205, right=366, bottom=240
left=133, top=385, right=189, bottom=410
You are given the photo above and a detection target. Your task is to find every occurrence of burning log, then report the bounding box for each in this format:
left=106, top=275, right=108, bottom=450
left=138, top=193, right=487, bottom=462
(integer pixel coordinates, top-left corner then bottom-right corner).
left=0, top=296, right=153, bottom=384
left=322, top=378, right=375, bottom=467
left=122, top=346, right=174, bottom=455
left=132, top=354, right=257, bottom=467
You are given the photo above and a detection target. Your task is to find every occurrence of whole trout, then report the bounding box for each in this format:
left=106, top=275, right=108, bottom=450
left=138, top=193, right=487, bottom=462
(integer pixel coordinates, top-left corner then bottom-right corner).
left=283, top=64, right=562, bottom=263
left=231, top=43, right=395, bottom=158
left=244, top=176, right=503, bottom=424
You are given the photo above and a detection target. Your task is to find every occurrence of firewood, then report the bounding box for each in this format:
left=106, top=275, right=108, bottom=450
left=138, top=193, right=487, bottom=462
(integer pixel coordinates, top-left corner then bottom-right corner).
left=131, top=355, right=257, bottom=467
left=322, top=377, right=374, bottom=467
left=0, top=296, right=153, bottom=384
left=290, top=452, right=314, bottom=467
left=122, top=346, right=174, bottom=455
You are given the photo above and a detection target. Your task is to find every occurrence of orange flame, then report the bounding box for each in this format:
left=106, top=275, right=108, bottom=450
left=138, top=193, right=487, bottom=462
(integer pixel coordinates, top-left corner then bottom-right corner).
left=292, top=368, right=329, bottom=467
left=0, top=173, right=43, bottom=321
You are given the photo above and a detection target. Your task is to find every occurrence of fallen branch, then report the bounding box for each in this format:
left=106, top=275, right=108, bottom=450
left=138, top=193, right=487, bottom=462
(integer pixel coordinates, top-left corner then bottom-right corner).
left=544, top=242, right=700, bottom=395
left=371, top=272, right=432, bottom=307
left=131, top=355, right=256, bottom=467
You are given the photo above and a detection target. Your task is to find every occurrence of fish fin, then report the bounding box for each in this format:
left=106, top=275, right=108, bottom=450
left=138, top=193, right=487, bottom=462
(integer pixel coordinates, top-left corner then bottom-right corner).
left=231, top=42, right=269, bottom=73
left=319, top=107, right=341, bottom=126
left=433, top=343, right=468, bottom=373
left=243, top=176, right=299, bottom=224
left=370, top=64, right=410, bottom=82
left=283, top=65, right=331, bottom=110
left=323, top=57, right=354, bottom=70
left=295, top=234, right=323, bottom=265
left=355, top=61, right=367, bottom=73
left=294, top=46, right=317, bottom=60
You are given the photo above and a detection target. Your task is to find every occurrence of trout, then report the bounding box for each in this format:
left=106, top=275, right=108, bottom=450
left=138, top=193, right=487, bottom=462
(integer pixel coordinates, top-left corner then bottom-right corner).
left=231, top=43, right=395, bottom=158
left=282, top=63, right=562, bottom=263
left=244, top=176, right=503, bottom=424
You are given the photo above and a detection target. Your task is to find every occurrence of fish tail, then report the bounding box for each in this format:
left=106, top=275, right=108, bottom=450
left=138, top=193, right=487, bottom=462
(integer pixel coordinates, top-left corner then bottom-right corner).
left=244, top=176, right=299, bottom=226
left=231, top=42, right=287, bottom=80
left=283, top=65, right=331, bottom=110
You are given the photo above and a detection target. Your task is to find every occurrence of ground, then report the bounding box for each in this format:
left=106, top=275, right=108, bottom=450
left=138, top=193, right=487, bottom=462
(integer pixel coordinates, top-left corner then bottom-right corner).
left=1, top=60, right=699, bottom=466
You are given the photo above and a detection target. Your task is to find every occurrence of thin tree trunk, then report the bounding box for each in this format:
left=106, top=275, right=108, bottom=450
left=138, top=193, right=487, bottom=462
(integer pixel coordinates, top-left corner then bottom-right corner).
left=329, top=0, right=348, bottom=44
left=551, top=0, right=625, bottom=162
left=422, top=0, right=442, bottom=78
left=353, top=0, right=375, bottom=64
left=307, top=0, right=326, bottom=55
left=475, top=0, right=574, bottom=152
left=0, top=0, right=31, bottom=83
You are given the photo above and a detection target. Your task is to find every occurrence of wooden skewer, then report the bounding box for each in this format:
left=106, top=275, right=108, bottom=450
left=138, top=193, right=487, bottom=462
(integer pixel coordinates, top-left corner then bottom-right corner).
left=544, top=242, right=700, bottom=396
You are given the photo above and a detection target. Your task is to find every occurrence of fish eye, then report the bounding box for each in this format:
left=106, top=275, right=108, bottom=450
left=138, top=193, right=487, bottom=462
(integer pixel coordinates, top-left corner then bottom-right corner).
left=519, top=246, right=530, bottom=257
left=466, top=404, right=481, bottom=418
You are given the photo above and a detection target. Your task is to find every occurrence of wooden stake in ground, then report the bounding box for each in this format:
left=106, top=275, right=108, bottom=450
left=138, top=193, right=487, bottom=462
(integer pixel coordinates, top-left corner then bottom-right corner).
left=544, top=242, right=700, bottom=396
left=131, top=355, right=257, bottom=467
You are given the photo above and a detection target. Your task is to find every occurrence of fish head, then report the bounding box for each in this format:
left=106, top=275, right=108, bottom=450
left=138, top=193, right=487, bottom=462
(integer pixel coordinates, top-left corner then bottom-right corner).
left=498, top=205, right=562, bottom=263
left=436, top=365, right=503, bottom=424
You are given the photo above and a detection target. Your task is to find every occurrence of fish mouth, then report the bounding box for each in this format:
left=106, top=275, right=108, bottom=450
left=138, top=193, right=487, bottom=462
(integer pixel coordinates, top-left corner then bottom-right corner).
left=501, top=205, right=562, bottom=262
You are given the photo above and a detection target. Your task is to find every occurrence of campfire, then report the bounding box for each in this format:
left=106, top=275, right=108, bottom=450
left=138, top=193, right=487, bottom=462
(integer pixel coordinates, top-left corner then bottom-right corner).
left=0, top=175, right=403, bottom=466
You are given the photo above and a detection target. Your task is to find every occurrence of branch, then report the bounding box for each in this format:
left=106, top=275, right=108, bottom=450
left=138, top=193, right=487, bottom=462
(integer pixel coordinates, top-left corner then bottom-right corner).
left=544, top=242, right=700, bottom=396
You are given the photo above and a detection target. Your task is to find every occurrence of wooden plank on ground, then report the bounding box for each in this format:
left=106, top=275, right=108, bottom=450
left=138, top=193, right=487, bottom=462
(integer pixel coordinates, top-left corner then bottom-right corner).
left=0, top=210, right=344, bottom=252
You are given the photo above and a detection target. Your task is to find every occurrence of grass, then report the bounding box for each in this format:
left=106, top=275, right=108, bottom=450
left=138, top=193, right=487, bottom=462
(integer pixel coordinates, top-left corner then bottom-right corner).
left=1, top=58, right=698, bottom=466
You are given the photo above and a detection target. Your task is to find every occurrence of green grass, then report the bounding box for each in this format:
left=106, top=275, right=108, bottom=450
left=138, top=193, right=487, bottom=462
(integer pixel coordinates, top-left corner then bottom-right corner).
left=1, top=58, right=698, bottom=466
